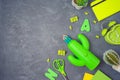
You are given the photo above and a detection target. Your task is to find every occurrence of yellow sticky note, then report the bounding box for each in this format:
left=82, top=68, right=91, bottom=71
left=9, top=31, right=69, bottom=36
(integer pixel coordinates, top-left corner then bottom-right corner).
left=83, top=72, right=93, bottom=80
left=91, top=0, right=120, bottom=21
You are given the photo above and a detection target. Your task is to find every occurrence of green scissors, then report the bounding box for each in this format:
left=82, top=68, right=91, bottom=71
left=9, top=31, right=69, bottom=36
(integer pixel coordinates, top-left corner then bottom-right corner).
left=53, top=59, right=69, bottom=80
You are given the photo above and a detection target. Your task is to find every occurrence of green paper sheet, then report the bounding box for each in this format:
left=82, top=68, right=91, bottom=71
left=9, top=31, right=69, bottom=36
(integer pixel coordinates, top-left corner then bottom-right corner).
left=92, top=70, right=111, bottom=80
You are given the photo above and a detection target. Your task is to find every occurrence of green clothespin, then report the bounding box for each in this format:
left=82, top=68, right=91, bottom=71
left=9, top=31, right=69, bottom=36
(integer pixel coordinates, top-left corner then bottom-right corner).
left=80, top=18, right=90, bottom=32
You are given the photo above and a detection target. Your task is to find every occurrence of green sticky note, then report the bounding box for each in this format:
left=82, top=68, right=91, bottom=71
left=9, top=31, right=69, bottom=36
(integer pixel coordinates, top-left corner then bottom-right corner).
left=80, top=18, right=90, bottom=32
left=92, top=70, right=111, bottom=80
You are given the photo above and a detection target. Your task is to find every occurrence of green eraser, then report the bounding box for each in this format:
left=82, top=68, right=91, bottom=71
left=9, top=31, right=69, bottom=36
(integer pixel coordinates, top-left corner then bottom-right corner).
left=92, top=70, right=111, bottom=80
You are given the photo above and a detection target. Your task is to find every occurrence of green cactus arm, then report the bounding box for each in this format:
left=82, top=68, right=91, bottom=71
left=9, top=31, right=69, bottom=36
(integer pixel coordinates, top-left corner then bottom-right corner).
left=68, top=54, right=85, bottom=66
left=77, top=34, right=89, bottom=50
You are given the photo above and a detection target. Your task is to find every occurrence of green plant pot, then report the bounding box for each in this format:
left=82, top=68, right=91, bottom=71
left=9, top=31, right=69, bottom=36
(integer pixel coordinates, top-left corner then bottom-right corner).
left=103, top=49, right=120, bottom=73
left=72, top=0, right=88, bottom=10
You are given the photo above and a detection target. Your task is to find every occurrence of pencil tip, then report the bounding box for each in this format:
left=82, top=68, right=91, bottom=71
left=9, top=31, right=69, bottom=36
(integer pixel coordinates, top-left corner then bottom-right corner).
left=63, top=34, right=67, bottom=40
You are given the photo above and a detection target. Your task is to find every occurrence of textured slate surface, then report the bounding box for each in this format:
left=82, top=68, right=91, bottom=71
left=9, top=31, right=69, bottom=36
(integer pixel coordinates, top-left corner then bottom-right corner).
left=0, top=0, right=120, bottom=80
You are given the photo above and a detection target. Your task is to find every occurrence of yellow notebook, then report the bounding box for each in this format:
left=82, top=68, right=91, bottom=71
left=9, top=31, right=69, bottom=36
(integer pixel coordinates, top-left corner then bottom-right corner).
left=91, top=0, right=120, bottom=21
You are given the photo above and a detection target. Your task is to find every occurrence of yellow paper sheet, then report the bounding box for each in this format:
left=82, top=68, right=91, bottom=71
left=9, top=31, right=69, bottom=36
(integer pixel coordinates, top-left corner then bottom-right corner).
left=83, top=72, right=93, bottom=80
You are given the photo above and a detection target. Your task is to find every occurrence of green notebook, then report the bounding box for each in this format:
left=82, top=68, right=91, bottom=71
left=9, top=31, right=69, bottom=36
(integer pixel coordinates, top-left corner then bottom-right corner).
left=92, top=70, right=111, bottom=80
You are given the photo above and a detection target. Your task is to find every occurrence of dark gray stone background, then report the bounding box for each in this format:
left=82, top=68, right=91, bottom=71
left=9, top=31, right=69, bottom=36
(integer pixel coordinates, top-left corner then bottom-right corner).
left=0, top=0, right=120, bottom=80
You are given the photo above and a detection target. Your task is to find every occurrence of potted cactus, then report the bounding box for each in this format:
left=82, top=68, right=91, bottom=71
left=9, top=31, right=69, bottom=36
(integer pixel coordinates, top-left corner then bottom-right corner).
left=72, top=0, right=88, bottom=10
left=103, top=49, right=120, bottom=73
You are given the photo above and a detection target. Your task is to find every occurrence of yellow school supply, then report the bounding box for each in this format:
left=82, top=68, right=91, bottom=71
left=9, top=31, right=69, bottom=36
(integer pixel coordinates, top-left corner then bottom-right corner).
left=91, top=0, right=120, bottom=21
left=83, top=72, right=93, bottom=80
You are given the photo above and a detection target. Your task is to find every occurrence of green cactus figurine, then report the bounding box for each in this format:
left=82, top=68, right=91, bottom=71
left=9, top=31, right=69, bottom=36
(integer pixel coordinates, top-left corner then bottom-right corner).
left=72, top=0, right=88, bottom=10
left=63, top=34, right=100, bottom=70
left=103, top=49, right=120, bottom=72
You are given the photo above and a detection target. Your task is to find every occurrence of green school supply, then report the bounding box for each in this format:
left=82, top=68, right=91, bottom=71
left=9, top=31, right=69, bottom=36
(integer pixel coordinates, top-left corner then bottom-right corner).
left=101, top=21, right=120, bottom=45
left=92, top=70, right=111, bottom=80
left=53, top=59, right=69, bottom=80
left=63, top=34, right=100, bottom=70
left=80, top=19, right=90, bottom=32
left=44, top=68, right=58, bottom=80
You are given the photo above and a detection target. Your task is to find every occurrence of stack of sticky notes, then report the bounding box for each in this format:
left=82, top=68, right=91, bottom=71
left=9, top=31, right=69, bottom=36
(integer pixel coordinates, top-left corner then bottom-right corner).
left=83, top=70, right=111, bottom=80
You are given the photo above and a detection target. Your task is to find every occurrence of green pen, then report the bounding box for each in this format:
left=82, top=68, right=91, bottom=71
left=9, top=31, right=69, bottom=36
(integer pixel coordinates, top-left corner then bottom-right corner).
left=63, top=34, right=100, bottom=70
